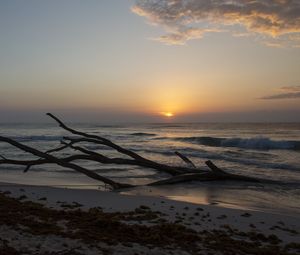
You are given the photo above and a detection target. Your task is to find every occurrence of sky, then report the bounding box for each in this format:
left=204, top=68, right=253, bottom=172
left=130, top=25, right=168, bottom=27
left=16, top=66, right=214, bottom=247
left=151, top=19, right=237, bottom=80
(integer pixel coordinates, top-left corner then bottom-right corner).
left=0, top=0, right=300, bottom=123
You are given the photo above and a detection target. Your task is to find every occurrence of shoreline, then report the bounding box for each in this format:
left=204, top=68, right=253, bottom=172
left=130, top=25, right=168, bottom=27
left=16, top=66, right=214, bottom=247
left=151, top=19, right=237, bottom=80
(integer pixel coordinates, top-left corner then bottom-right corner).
left=0, top=182, right=299, bottom=254
left=1, top=179, right=299, bottom=217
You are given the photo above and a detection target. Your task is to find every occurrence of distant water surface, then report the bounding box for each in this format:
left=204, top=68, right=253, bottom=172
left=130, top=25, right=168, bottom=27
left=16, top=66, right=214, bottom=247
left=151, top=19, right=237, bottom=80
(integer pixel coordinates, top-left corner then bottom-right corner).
left=0, top=122, right=299, bottom=216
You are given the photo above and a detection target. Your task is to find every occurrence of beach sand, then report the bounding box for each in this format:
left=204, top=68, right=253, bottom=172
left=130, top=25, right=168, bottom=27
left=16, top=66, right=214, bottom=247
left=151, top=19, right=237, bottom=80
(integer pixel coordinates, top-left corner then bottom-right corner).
left=0, top=182, right=299, bottom=255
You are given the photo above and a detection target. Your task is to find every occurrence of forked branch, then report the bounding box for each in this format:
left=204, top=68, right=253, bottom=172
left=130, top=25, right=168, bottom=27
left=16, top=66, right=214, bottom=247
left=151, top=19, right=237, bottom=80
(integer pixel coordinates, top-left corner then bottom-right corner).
left=0, top=113, right=275, bottom=189
left=0, top=136, right=132, bottom=189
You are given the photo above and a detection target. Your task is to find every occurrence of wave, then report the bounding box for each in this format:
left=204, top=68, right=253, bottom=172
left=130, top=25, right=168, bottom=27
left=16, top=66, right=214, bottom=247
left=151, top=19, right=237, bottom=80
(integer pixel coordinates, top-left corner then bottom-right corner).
left=175, top=136, right=300, bottom=151
left=139, top=147, right=300, bottom=172
left=130, top=132, right=156, bottom=137
left=9, top=135, right=63, bottom=142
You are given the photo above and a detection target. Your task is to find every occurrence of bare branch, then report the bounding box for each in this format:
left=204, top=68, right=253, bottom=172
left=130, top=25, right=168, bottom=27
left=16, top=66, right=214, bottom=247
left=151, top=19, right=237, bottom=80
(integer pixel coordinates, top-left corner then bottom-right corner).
left=205, top=160, right=227, bottom=175
left=0, top=113, right=276, bottom=189
left=62, top=137, right=188, bottom=176
left=0, top=136, right=133, bottom=189
left=47, top=113, right=146, bottom=161
left=45, top=143, right=73, bottom=154
left=0, top=155, right=90, bottom=167
left=23, top=164, right=32, bottom=173
left=0, top=155, right=7, bottom=160
left=148, top=173, right=215, bottom=186
left=175, top=151, right=196, bottom=168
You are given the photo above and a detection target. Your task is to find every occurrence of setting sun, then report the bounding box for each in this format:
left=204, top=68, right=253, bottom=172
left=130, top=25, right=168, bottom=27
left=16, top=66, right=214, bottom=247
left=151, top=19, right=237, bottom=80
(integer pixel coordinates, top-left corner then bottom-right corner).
left=161, top=112, right=174, bottom=117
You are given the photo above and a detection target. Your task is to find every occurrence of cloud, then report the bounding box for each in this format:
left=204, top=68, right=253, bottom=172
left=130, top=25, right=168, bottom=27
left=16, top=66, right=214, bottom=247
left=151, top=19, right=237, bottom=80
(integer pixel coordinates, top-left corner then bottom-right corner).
left=281, top=85, right=300, bottom=91
left=153, top=27, right=222, bottom=45
left=261, top=92, right=300, bottom=99
left=132, top=0, right=300, bottom=46
left=261, top=85, right=300, bottom=99
left=262, top=41, right=285, bottom=48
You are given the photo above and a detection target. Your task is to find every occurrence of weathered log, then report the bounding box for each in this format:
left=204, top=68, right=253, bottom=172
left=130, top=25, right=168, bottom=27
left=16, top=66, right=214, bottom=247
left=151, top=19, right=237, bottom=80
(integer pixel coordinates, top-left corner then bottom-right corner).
left=0, top=113, right=279, bottom=189
left=205, top=160, right=265, bottom=182
left=148, top=173, right=215, bottom=186
left=61, top=137, right=194, bottom=176
left=0, top=136, right=133, bottom=189
left=148, top=160, right=275, bottom=186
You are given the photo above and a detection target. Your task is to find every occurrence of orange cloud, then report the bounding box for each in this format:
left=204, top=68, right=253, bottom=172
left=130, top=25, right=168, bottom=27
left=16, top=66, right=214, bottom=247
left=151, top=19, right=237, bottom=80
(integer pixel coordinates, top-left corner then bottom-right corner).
left=260, top=86, right=300, bottom=99
left=132, top=0, right=300, bottom=46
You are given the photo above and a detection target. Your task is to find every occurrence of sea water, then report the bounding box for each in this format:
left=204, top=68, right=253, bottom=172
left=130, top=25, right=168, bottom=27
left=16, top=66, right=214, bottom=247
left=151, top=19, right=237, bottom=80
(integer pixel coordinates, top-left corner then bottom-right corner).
left=0, top=122, right=299, bottom=216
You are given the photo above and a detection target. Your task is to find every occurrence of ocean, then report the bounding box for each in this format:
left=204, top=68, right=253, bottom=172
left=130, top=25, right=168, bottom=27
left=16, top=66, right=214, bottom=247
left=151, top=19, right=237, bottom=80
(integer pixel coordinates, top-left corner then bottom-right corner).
left=0, top=122, right=299, bottom=216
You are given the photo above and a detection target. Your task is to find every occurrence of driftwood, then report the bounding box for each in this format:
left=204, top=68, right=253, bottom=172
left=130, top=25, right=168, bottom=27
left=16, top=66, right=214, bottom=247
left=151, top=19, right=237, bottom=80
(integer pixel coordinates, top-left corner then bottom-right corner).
left=0, top=113, right=273, bottom=190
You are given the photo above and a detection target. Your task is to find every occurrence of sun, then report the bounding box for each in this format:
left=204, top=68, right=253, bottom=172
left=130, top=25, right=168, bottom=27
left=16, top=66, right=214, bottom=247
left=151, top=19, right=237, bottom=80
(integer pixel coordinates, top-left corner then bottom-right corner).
left=161, top=112, right=174, bottom=117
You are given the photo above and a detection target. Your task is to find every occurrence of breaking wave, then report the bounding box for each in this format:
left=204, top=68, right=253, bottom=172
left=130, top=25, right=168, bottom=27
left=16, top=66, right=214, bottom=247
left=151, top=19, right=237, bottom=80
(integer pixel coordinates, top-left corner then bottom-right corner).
left=176, top=136, right=300, bottom=151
